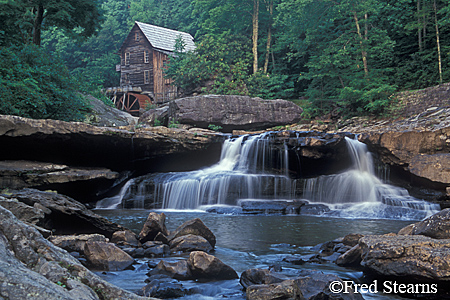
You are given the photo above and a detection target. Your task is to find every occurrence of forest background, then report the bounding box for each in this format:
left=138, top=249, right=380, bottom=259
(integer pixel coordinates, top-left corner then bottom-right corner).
left=1, top=0, right=450, bottom=121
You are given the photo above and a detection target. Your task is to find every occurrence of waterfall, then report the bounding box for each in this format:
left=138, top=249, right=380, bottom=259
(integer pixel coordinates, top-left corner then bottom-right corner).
left=117, top=132, right=295, bottom=209
left=303, top=137, right=439, bottom=219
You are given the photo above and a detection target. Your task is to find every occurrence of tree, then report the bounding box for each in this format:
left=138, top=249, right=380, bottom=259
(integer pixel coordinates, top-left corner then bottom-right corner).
left=1, top=0, right=102, bottom=46
left=0, top=44, right=89, bottom=121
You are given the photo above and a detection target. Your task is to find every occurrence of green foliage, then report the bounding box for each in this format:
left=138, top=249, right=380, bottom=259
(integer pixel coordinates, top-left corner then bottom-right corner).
left=0, top=44, right=89, bottom=121
left=164, top=33, right=252, bottom=95
left=168, top=119, right=180, bottom=128
left=207, top=124, right=223, bottom=131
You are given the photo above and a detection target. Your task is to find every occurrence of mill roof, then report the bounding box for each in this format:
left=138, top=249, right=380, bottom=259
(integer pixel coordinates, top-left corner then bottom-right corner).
left=135, top=21, right=196, bottom=52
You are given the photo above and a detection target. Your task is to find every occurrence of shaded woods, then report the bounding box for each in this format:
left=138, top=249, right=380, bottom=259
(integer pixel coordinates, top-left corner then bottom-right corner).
left=1, top=0, right=450, bottom=120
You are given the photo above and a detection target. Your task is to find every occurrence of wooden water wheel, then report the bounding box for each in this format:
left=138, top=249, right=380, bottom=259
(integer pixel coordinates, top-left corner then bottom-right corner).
left=114, top=92, right=152, bottom=115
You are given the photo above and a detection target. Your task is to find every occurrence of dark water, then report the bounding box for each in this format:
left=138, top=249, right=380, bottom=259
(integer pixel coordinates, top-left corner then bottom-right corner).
left=95, top=209, right=412, bottom=300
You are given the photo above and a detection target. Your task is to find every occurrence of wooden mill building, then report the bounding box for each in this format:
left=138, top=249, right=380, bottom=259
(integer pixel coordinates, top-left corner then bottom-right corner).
left=110, top=21, right=195, bottom=114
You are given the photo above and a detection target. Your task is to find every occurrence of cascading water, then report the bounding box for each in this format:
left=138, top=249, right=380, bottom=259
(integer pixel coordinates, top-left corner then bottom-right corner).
left=303, top=137, right=439, bottom=219
left=158, top=133, right=295, bottom=209
left=107, top=132, right=295, bottom=210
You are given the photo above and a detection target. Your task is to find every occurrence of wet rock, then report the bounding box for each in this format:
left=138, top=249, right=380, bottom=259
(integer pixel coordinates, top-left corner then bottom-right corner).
left=187, top=251, right=238, bottom=280
left=48, top=233, right=108, bottom=253
left=246, top=280, right=301, bottom=300
left=83, top=241, right=135, bottom=271
left=240, top=269, right=271, bottom=289
left=141, top=277, right=187, bottom=298
left=293, top=270, right=363, bottom=300
left=0, top=205, right=147, bottom=300
left=299, top=203, right=331, bottom=215
left=169, top=234, right=213, bottom=253
left=239, top=199, right=307, bottom=215
left=148, top=260, right=193, bottom=280
left=139, top=212, right=169, bottom=243
left=336, top=244, right=363, bottom=267
left=240, top=268, right=289, bottom=290
left=1, top=188, right=124, bottom=239
left=111, top=230, right=140, bottom=247
left=398, top=208, right=450, bottom=239
left=242, top=269, right=363, bottom=300
left=168, top=218, right=216, bottom=248
left=142, top=241, right=170, bottom=257
left=167, top=95, right=303, bottom=132
left=205, top=205, right=243, bottom=215
left=359, top=234, right=450, bottom=281
left=341, top=233, right=364, bottom=247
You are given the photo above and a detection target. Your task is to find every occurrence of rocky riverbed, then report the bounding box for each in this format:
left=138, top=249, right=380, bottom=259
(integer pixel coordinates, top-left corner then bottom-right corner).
left=2, top=92, right=450, bottom=299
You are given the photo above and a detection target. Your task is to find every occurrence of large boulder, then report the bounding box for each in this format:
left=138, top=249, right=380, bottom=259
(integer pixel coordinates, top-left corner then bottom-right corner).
left=168, top=218, right=216, bottom=248
left=169, top=234, right=213, bottom=253
left=0, top=205, right=150, bottom=300
left=187, top=251, right=238, bottom=280
left=167, top=95, right=303, bottom=132
left=398, top=208, right=450, bottom=239
left=359, top=234, right=450, bottom=281
left=83, top=241, right=135, bottom=271
left=148, top=260, right=193, bottom=280
left=139, top=212, right=169, bottom=243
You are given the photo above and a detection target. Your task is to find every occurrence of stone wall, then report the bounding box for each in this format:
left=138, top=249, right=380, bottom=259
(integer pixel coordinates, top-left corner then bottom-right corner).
left=394, top=82, right=450, bottom=118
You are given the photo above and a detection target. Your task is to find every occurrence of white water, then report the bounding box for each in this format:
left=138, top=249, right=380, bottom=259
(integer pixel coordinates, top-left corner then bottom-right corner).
left=121, top=133, right=295, bottom=209
left=98, top=134, right=439, bottom=220
left=303, top=137, right=439, bottom=219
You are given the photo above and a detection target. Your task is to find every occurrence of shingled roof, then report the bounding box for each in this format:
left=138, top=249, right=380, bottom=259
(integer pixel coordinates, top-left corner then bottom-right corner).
left=135, top=21, right=196, bottom=52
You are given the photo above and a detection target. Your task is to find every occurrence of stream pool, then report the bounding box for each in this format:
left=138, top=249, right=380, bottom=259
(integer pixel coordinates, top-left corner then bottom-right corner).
left=95, top=209, right=413, bottom=300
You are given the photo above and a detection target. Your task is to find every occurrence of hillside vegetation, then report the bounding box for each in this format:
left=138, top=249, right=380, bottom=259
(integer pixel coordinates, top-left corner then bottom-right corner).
left=1, top=0, right=450, bottom=121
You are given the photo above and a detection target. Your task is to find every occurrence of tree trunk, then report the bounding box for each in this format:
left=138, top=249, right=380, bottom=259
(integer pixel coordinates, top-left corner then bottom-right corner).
left=417, top=0, right=422, bottom=51
left=252, top=0, right=259, bottom=74
left=433, top=0, right=442, bottom=83
left=353, top=11, right=368, bottom=77
left=32, top=4, right=44, bottom=46
left=263, top=0, right=273, bottom=74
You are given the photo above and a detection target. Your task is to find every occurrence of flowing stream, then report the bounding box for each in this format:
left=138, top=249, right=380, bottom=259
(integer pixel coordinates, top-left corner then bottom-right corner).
left=95, top=132, right=440, bottom=299
left=97, top=133, right=439, bottom=220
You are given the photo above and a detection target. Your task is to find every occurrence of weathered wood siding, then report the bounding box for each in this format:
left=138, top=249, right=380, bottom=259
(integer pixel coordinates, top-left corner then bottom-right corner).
left=120, top=25, right=154, bottom=93
left=120, top=24, right=178, bottom=103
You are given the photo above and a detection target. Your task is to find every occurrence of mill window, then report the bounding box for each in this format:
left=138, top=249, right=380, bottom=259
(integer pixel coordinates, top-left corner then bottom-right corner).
left=144, top=70, right=150, bottom=84
left=144, top=50, right=150, bottom=63
left=125, top=52, right=130, bottom=65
